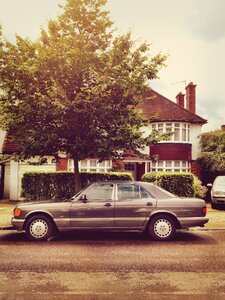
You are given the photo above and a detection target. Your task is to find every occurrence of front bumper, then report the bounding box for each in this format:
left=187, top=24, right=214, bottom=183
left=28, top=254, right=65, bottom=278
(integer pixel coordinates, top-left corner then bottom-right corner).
left=178, top=217, right=209, bottom=229
left=11, top=218, right=25, bottom=231
left=212, top=197, right=225, bottom=204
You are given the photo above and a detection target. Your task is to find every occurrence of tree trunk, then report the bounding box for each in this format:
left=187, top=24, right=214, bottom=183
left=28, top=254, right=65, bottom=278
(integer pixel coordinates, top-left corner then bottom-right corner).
left=73, top=158, right=81, bottom=193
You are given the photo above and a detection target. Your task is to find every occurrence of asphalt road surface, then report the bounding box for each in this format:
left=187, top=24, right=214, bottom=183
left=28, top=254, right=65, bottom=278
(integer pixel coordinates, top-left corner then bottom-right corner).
left=1, top=229, right=225, bottom=299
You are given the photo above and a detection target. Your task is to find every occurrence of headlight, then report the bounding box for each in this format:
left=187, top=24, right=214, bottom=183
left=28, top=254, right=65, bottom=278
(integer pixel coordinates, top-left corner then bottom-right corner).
left=13, top=208, right=22, bottom=217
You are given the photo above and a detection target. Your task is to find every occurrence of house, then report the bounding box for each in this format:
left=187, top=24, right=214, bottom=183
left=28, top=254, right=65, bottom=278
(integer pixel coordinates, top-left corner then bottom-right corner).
left=0, top=82, right=207, bottom=200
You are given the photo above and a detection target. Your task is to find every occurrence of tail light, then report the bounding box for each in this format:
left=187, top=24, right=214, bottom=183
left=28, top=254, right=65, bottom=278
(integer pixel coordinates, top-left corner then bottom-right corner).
left=202, top=206, right=207, bottom=216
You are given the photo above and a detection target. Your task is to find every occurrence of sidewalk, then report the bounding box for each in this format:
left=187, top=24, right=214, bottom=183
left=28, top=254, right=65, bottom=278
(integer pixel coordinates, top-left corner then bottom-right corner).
left=0, top=201, right=225, bottom=230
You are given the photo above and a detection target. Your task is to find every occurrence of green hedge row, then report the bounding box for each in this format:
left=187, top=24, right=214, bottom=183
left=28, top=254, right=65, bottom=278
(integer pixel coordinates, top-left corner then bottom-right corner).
left=21, top=171, right=133, bottom=201
left=141, top=172, right=206, bottom=198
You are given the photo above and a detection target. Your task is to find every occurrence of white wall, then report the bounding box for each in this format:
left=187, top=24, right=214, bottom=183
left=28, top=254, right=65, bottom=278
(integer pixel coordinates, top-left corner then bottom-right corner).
left=3, top=163, right=10, bottom=199
left=189, top=124, right=202, bottom=160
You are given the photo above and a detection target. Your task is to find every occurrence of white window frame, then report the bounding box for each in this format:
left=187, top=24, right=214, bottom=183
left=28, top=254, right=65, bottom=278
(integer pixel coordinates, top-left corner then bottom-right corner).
left=151, top=122, right=190, bottom=142
left=68, top=159, right=112, bottom=173
left=151, top=160, right=190, bottom=172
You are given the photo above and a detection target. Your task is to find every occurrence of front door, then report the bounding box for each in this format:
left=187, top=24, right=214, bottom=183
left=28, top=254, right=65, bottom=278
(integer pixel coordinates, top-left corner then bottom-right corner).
left=70, top=182, right=115, bottom=228
left=115, top=182, right=156, bottom=228
left=124, top=163, right=137, bottom=180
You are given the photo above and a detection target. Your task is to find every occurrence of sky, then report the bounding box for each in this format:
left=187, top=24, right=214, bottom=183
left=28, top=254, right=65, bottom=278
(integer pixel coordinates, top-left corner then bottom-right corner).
left=0, top=0, right=225, bottom=132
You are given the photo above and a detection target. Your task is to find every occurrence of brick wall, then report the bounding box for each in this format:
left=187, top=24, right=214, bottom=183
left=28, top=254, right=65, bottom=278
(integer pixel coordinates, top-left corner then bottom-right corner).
left=56, top=158, right=68, bottom=171
left=150, top=143, right=192, bottom=161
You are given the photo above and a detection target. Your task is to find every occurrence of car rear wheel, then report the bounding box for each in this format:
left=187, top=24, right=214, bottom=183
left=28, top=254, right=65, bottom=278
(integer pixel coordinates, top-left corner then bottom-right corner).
left=148, top=214, right=177, bottom=241
left=25, top=214, right=53, bottom=241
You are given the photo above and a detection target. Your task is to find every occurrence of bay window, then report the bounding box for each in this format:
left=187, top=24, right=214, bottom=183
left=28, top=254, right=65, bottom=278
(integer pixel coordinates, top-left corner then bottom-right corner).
left=151, top=122, right=190, bottom=142
left=151, top=160, right=190, bottom=172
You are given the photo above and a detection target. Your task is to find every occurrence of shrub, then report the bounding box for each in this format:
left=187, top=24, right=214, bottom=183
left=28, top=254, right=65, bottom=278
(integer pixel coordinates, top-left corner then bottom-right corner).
left=21, top=171, right=133, bottom=200
left=193, top=176, right=207, bottom=199
left=141, top=172, right=195, bottom=197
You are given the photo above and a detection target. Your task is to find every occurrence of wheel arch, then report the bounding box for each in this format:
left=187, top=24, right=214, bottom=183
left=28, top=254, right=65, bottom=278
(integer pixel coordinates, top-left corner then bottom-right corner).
left=23, top=211, right=58, bottom=231
left=146, top=211, right=181, bottom=230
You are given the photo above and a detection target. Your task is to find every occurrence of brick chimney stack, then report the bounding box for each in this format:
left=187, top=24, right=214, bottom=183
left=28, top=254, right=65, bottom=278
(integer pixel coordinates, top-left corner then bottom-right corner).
left=176, top=92, right=185, bottom=108
left=221, top=125, right=225, bottom=131
left=186, top=82, right=196, bottom=114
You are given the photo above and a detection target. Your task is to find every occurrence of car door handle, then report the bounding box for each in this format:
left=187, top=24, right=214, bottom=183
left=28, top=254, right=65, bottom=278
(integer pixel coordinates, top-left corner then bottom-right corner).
left=146, top=202, right=153, bottom=206
left=104, top=202, right=112, bottom=207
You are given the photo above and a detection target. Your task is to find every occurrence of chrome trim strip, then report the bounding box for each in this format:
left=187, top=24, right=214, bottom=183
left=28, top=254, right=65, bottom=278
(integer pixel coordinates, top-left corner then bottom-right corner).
left=70, top=218, right=115, bottom=222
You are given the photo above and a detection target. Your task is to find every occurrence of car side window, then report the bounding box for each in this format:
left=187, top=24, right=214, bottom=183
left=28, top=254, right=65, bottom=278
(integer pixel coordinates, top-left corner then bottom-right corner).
left=140, top=186, right=152, bottom=199
left=85, top=183, right=114, bottom=202
left=117, top=184, right=151, bottom=201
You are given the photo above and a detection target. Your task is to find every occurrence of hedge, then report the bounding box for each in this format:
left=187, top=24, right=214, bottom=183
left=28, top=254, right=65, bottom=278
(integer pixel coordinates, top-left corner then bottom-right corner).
left=21, top=171, right=133, bottom=201
left=141, top=172, right=206, bottom=198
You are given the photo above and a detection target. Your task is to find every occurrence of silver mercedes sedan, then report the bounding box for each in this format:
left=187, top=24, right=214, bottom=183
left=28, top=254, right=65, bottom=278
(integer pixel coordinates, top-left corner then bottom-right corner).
left=12, top=181, right=208, bottom=241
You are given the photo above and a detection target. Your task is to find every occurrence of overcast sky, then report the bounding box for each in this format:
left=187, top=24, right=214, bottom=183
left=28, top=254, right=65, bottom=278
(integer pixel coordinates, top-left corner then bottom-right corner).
left=0, top=0, right=224, bottom=132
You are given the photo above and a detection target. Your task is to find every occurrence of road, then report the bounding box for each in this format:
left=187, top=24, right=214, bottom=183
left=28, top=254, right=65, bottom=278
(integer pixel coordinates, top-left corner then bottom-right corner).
left=0, top=229, right=225, bottom=299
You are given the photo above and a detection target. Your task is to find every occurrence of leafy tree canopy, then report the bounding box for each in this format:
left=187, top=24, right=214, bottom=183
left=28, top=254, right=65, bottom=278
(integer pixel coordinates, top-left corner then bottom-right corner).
left=197, top=129, right=225, bottom=172
left=0, top=0, right=167, bottom=191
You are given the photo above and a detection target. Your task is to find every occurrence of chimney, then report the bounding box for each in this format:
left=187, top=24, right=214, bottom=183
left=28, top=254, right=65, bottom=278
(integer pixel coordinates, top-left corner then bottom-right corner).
left=186, top=82, right=196, bottom=114
left=176, top=92, right=185, bottom=108
left=221, top=125, right=225, bottom=131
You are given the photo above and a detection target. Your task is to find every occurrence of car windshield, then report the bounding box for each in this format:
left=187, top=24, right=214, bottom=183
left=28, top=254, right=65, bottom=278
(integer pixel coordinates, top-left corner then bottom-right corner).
left=215, top=176, right=225, bottom=186
left=70, top=187, right=87, bottom=200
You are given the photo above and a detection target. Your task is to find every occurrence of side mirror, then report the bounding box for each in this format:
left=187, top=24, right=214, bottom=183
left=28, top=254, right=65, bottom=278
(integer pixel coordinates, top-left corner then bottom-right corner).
left=80, top=194, right=87, bottom=203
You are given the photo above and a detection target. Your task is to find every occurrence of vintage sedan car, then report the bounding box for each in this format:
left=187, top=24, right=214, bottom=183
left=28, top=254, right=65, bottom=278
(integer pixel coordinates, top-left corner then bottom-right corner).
left=12, top=181, right=208, bottom=241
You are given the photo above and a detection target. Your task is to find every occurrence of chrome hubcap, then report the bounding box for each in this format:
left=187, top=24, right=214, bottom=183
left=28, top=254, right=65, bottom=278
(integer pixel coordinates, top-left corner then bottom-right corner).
left=154, top=219, right=172, bottom=238
left=30, top=219, right=48, bottom=238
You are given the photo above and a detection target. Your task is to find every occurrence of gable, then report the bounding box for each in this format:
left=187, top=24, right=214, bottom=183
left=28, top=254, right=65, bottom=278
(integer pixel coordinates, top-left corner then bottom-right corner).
left=140, top=89, right=207, bottom=124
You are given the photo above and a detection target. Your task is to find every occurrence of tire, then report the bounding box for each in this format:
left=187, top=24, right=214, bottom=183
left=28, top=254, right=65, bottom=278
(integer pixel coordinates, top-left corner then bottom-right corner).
left=148, top=214, right=177, bottom=241
left=25, top=214, right=53, bottom=241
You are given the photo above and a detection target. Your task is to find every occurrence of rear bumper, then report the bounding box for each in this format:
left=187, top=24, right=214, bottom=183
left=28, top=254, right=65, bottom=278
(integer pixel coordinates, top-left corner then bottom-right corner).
left=178, top=217, right=209, bottom=229
left=11, top=218, right=25, bottom=231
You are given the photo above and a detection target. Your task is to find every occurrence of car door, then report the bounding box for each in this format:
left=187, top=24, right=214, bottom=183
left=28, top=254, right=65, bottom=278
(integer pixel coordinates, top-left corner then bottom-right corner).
left=70, top=182, right=115, bottom=228
left=115, top=183, right=156, bottom=229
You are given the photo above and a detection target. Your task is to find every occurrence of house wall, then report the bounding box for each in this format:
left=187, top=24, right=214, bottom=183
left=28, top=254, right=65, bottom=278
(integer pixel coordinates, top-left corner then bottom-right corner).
left=150, top=143, right=192, bottom=160
left=142, top=123, right=202, bottom=161
left=3, top=163, right=10, bottom=199
left=189, top=123, right=202, bottom=159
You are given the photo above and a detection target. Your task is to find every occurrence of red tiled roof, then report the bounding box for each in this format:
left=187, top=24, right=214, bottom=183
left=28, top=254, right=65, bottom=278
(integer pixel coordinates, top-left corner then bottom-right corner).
left=123, top=150, right=150, bottom=162
left=140, top=89, right=207, bottom=124
left=2, top=133, right=20, bottom=154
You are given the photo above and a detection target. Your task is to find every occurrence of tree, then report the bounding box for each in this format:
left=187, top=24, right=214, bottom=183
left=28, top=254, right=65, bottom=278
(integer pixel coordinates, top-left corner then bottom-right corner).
left=197, top=129, right=225, bottom=173
left=0, top=0, right=167, bottom=192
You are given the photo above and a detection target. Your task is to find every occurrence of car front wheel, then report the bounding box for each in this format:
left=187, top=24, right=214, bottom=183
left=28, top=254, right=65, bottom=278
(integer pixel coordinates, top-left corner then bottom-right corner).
left=25, top=214, right=53, bottom=241
left=148, top=214, right=177, bottom=241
